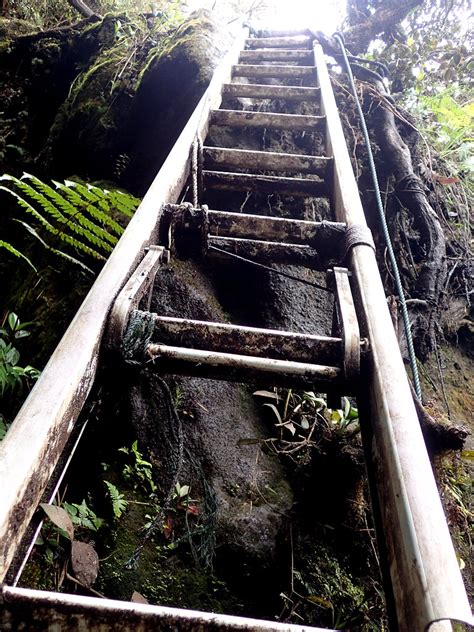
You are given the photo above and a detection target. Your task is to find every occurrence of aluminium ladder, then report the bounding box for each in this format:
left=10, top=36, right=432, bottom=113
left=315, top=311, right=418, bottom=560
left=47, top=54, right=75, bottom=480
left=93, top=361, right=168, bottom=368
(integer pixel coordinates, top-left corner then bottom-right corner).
left=0, top=28, right=471, bottom=632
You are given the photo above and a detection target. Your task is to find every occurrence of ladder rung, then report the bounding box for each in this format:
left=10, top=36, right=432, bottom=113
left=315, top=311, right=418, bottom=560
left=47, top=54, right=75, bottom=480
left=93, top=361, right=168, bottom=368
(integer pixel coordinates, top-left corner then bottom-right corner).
left=206, top=210, right=346, bottom=245
left=233, top=64, right=315, bottom=78
left=203, top=170, right=327, bottom=197
left=223, top=83, right=320, bottom=101
left=209, top=235, right=320, bottom=267
left=146, top=344, right=346, bottom=391
left=148, top=314, right=343, bottom=364
left=246, top=36, right=312, bottom=49
left=258, top=29, right=311, bottom=37
left=239, top=49, right=313, bottom=62
left=211, top=109, right=325, bottom=130
left=203, top=146, right=331, bottom=176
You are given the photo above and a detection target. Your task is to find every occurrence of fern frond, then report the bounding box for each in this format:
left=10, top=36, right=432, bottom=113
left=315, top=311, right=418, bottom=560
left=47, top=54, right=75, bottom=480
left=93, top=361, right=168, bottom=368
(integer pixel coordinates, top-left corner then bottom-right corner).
left=0, top=184, right=105, bottom=259
left=23, top=174, right=116, bottom=248
left=15, top=220, right=94, bottom=274
left=0, top=186, right=59, bottom=235
left=56, top=182, right=123, bottom=237
left=107, top=190, right=139, bottom=218
left=4, top=176, right=70, bottom=226
left=1, top=173, right=139, bottom=272
left=64, top=181, right=118, bottom=218
left=104, top=480, right=128, bottom=519
left=0, top=239, right=37, bottom=271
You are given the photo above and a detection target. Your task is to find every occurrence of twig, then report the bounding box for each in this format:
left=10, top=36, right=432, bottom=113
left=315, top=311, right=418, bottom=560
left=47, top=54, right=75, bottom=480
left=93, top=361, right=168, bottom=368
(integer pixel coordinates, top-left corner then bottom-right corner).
left=66, top=572, right=106, bottom=598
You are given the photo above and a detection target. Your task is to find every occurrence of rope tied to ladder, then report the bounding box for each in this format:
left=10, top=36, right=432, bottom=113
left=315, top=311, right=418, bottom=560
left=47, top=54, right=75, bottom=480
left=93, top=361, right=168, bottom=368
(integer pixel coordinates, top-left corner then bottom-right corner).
left=333, top=32, right=422, bottom=400
left=343, top=224, right=376, bottom=263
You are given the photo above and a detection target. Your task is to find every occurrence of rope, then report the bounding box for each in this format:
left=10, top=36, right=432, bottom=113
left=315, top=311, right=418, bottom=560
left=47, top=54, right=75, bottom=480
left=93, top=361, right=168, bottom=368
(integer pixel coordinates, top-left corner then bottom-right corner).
left=333, top=33, right=422, bottom=400
left=343, top=223, right=376, bottom=263
left=125, top=375, right=184, bottom=568
left=209, top=245, right=332, bottom=293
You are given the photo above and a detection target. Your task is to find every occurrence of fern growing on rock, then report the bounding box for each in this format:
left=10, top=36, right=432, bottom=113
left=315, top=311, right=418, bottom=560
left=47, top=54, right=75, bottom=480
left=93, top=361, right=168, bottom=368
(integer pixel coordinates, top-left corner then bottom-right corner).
left=0, top=173, right=140, bottom=274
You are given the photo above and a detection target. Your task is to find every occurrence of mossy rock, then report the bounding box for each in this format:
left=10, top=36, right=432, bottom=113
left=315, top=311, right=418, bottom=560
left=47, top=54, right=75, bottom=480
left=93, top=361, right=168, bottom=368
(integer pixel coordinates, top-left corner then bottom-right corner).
left=124, top=10, right=232, bottom=193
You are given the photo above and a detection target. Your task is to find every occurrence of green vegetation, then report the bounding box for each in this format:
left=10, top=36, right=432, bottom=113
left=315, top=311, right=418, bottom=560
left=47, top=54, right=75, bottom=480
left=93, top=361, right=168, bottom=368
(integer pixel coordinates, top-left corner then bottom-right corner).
left=0, top=174, right=139, bottom=274
left=119, top=440, right=157, bottom=494
left=0, top=311, right=40, bottom=439
left=253, top=389, right=360, bottom=458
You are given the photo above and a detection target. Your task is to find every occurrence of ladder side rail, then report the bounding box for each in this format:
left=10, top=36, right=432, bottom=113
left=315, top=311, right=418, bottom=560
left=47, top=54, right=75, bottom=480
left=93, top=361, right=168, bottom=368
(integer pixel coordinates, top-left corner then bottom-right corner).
left=0, top=29, right=248, bottom=584
left=0, top=585, right=332, bottom=632
left=314, top=42, right=472, bottom=630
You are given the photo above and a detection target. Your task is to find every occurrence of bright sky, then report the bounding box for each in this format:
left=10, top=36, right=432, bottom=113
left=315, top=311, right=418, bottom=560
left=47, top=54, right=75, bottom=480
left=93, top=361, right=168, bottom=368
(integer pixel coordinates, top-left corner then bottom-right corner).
left=250, top=0, right=345, bottom=34
left=184, top=0, right=345, bottom=35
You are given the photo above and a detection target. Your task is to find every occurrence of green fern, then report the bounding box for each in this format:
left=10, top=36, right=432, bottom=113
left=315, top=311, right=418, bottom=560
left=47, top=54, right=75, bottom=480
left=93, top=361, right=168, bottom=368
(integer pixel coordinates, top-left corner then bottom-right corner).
left=0, top=239, right=37, bottom=271
left=0, top=174, right=140, bottom=274
left=104, top=480, right=128, bottom=519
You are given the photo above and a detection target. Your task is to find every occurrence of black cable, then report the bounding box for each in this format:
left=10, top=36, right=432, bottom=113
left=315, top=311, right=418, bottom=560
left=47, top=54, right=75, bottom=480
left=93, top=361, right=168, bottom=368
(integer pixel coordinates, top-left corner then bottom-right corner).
left=208, top=245, right=333, bottom=293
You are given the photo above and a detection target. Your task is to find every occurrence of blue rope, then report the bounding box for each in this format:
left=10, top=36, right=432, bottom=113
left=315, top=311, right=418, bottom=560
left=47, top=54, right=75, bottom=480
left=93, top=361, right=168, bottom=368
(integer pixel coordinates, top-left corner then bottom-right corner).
left=333, top=33, right=422, bottom=400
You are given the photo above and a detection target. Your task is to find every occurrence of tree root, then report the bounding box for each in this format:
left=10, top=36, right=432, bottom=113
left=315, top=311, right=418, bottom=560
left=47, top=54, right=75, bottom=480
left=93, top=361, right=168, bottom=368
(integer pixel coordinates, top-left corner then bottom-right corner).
left=411, top=383, right=468, bottom=453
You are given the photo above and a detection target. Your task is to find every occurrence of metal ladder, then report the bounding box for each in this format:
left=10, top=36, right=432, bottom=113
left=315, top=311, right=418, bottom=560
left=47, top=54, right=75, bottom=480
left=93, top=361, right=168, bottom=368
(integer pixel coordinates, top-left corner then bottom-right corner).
left=0, top=28, right=471, bottom=632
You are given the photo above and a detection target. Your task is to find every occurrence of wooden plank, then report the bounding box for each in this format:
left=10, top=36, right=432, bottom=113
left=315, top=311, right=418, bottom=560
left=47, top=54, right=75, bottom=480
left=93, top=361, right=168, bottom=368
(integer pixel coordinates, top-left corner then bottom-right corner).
left=207, top=209, right=346, bottom=245
left=211, top=109, right=325, bottom=130
left=233, top=64, right=315, bottom=78
left=208, top=235, right=320, bottom=267
left=246, top=36, right=312, bottom=49
left=239, top=49, right=312, bottom=62
left=0, top=29, right=249, bottom=584
left=314, top=41, right=473, bottom=630
left=204, top=170, right=327, bottom=197
left=1, top=586, right=331, bottom=631
left=148, top=315, right=343, bottom=364
left=203, top=146, right=331, bottom=175
left=223, top=83, right=320, bottom=101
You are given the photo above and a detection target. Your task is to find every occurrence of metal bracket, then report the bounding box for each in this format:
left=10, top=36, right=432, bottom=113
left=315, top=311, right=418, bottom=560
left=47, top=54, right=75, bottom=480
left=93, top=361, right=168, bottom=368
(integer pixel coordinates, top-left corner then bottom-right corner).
left=105, top=245, right=168, bottom=353
left=327, top=266, right=361, bottom=379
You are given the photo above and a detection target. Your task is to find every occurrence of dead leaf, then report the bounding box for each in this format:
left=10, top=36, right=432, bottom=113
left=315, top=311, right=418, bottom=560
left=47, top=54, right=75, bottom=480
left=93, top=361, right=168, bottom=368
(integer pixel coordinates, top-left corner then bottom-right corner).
left=253, top=390, right=279, bottom=399
left=71, top=541, right=99, bottom=588
left=162, top=517, right=174, bottom=540
left=40, top=504, right=74, bottom=540
left=431, top=172, right=460, bottom=185
left=237, top=437, right=261, bottom=446
left=131, top=591, right=149, bottom=604
left=186, top=504, right=200, bottom=516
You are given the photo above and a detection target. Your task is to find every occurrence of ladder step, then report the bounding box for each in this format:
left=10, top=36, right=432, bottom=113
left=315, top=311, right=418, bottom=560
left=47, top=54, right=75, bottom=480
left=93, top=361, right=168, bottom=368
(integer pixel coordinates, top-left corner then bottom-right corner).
left=246, top=36, right=312, bottom=49
left=233, top=64, right=315, bottom=79
left=211, top=109, right=325, bottom=131
left=146, top=344, right=346, bottom=391
left=223, top=83, right=320, bottom=101
left=209, top=235, right=320, bottom=267
left=147, top=314, right=343, bottom=364
left=206, top=210, right=346, bottom=246
left=203, top=146, right=331, bottom=176
left=258, top=29, right=311, bottom=37
left=203, top=171, right=327, bottom=197
left=239, top=49, right=313, bottom=63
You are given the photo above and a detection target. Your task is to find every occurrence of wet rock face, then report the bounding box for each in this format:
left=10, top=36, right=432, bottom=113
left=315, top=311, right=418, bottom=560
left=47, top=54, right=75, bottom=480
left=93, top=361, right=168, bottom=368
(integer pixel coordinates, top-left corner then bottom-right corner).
left=125, top=10, right=231, bottom=193
left=2, top=10, right=232, bottom=189
left=126, top=260, right=293, bottom=598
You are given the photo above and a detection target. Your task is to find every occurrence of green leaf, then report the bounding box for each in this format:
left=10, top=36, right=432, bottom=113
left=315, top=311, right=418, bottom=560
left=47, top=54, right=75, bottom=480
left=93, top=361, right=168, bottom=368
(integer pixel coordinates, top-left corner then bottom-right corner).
left=104, top=480, right=128, bottom=518
left=262, top=403, right=283, bottom=424
left=0, top=240, right=37, bottom=272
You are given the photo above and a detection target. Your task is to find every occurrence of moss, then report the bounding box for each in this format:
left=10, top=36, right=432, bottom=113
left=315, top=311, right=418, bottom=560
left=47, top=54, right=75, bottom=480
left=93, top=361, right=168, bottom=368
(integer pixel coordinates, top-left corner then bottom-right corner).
left=287, top=537, right=385, bottom=630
